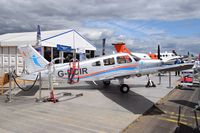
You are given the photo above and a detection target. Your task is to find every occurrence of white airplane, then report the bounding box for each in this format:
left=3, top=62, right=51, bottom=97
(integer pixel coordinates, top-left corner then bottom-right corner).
left=112, top=42, right=152, bottom=60
left=17, top=45, right=194, bottom=94
left=148, top=51, right=182, bottom=65
left=113, top=42, right=182, bottom=64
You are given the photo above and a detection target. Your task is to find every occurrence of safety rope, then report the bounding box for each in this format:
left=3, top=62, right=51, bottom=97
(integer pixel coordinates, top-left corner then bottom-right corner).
left=12, top=74, right=39, bottom=91
left=12, top=68, right=29, bottom=78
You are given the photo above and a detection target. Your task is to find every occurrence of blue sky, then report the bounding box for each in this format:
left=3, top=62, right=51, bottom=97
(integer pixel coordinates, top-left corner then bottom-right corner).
left=0, top=0, right=200, bottom=55
left=83, top=19, right=200, bottom=54
left=84, top=19, right=200, bottom=38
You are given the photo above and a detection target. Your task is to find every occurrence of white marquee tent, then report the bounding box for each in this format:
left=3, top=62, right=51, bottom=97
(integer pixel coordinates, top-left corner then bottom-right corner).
left=0, top=29, right=96, bottom=74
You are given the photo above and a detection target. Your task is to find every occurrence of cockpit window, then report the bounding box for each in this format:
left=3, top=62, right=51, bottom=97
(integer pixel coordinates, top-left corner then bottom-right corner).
left=117, top=56, right=132, bottom=64
left=103, top=57, right=115, bottom=66
left=131, top=55, right=140, bottom=62
left=92, top=61, right=101, bottom=66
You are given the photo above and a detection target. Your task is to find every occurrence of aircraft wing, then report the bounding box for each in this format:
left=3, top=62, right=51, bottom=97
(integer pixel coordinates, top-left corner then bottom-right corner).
left=105, top=63, right=193, bottom=80
left=158, top=63, right=194, bottom=72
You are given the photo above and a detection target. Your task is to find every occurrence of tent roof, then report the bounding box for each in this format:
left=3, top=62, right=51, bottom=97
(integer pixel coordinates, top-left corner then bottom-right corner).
left=0, top=29, right=96, bottom=51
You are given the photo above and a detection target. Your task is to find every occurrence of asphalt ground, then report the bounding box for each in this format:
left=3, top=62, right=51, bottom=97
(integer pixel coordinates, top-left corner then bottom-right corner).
left=123, top=84, right=200, bottom=133
left=0, top=74, right=180, bottom=133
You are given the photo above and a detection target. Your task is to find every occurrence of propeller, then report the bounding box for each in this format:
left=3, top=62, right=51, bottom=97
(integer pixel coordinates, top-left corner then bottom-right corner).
left=157, top=44, right=161, bottom=60
left=172, top=50, right=178, bottom=56
left=102, top=38, right=106, bottom=55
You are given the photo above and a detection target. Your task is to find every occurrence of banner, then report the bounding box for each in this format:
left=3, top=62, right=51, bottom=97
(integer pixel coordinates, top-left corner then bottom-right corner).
left=57, top=44, right=72, bottom=52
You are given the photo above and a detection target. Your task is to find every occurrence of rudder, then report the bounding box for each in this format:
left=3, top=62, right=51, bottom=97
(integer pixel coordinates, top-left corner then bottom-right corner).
left=18, top=45, right=49, bottom=73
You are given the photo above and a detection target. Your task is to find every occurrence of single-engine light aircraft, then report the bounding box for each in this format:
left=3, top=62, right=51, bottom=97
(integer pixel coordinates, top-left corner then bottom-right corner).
left=18, top=45, right=193, bottom=93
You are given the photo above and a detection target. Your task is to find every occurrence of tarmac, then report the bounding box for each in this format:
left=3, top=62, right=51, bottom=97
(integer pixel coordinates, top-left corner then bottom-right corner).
left=0, top=73, right=179, bottom=133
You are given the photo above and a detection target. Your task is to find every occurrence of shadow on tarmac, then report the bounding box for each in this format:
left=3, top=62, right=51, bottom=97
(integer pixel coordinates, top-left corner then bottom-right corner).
left=14, top=81, right=155, bottom=114
left=179, top=87, right=195, bottom=91
left=143, top=104, right=165, bottom=116
left=98, top=84, right=154, bottom=114
left=16, top=85, right=39, bottom=96
left=38, top=81, right=155, bottom=114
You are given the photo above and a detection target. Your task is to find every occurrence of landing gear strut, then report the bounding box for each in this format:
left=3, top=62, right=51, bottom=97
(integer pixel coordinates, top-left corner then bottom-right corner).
left=103, top=80, right=111, bottom=86
left=146, top=75, right=156, bottom=87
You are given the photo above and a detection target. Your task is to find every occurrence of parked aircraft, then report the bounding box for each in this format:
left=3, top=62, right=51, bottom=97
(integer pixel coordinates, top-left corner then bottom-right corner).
left=113, top=42, right=182, bottom=64
left=18, top=45, right=193, bottom=94
left=112, top=42, right=151, bottom=60
left=193, top=54, right=200, bottom=81
left=148, top=51, right=182, bottom=64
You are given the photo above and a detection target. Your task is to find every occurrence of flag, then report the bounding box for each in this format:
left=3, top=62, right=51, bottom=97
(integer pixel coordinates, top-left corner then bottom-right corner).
left=36, top=25, right=41, bottom=45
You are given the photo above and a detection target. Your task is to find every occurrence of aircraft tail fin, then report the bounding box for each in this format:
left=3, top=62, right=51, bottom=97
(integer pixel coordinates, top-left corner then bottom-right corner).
left=112, top=42, right=131, bottom=55
left=18, top=45, right=49, bottom=73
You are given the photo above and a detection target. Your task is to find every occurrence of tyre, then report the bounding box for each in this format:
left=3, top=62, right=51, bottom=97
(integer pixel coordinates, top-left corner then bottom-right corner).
left=120, top=84, right=130, bottom=93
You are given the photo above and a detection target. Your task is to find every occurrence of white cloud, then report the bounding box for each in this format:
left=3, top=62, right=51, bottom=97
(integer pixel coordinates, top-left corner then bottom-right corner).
left=0, top=0, right=199, bottom=55
left=79, top=28, right=113, bottom=40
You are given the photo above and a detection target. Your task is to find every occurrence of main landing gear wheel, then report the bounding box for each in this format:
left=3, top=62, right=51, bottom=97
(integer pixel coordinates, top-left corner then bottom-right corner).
left=103, top=80, right=111, bottom=86
left=146, top=75, right=156, bottom=88
left=120, top=84, right=130, bottom=93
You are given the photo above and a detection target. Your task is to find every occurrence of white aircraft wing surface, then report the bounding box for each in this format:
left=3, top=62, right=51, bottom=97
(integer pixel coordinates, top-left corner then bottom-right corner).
left=158, top=63, right=194, bottom=72
left=108, top=62, right=194, bottom=80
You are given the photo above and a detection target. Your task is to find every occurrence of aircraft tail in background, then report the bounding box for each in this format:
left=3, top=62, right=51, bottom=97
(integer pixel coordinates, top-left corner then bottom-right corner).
left=112, top=42, right=132, bottom=55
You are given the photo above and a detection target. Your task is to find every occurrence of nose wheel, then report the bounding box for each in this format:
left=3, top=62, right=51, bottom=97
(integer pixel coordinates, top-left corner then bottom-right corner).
left=120, top=84, right=130, bottom=93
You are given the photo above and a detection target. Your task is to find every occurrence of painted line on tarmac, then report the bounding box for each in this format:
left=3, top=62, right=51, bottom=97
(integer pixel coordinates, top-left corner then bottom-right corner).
left=158, top=117, right=192, bottom=127
left=168, top=115, right=187, bottom=121
left=163, top=110, right=200, bottom=120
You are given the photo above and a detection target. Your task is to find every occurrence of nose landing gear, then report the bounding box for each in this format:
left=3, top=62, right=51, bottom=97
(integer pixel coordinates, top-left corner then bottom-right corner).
left=120, top=84, right=130, bottom=93
left=118, top=78, right=130, bottom=93
left=146, top=75, right=156, bottom=87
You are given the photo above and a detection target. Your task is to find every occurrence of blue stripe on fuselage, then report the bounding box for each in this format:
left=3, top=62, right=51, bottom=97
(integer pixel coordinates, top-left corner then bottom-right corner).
left=81, top=67, right=136, bottom=79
